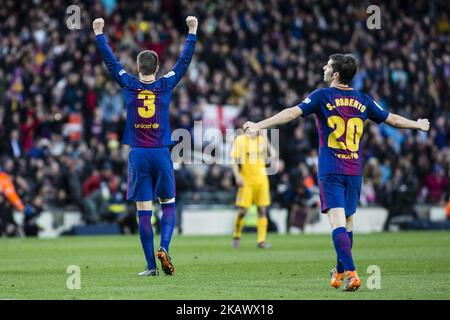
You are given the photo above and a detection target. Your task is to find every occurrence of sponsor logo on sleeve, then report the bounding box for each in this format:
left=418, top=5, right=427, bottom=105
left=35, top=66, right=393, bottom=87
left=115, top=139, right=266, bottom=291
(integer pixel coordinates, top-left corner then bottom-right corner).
left=302, top=98, right=311, bottom=104
left=164, top=71, right=175, bottom=78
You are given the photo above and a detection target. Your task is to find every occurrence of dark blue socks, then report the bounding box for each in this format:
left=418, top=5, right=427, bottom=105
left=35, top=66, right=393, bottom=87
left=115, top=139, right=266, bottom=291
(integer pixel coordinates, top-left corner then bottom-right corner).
left=160, top=202, right=176, bottom=252
left=333, top=227, right=355, bottom=272
left=138, top=203, right=176, bottom=269
left=138, top=211, right=156, bottom=270
left=337, top=231, right=353, bottom=273
left=348, top=231, right=353, bottom=246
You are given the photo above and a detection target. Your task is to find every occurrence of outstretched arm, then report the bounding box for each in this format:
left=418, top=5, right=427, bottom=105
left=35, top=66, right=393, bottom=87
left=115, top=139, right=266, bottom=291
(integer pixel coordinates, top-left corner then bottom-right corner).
left=244, top=89, right=323, bottom=134
left=243, top=107, right=303, bottom=134
left=164, top=16, right=198, bottom=89
left=93, top=18, right=134, bottom=88
left=385, top=113, right=430, bottom=131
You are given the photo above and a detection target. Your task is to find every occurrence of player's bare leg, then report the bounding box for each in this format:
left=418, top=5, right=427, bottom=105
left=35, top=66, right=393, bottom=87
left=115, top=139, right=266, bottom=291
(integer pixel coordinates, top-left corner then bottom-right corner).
left=256, top=206, right=271, bottom=249
left=344, top=215, right=354, bottom=268
left=327, top=208, right=360, bottom=291
left=346, top=215, right=353, bottom=232
left=137, top=201, right=159, bottom=276
left=156, top=198, right=175, bottom=275
left=233, top=207, right=247, bottom=248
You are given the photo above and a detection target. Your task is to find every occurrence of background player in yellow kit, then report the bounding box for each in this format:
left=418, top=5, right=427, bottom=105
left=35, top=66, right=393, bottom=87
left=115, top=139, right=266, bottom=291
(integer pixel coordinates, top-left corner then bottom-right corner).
left=230, top=129, right=276, bottom=249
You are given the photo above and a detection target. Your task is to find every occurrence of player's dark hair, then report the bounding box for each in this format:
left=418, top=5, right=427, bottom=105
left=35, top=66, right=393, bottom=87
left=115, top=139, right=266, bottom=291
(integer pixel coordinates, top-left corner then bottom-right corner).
left=137, top=50, right=158, bottom=75
left=329, top=53, right=358, bottom=85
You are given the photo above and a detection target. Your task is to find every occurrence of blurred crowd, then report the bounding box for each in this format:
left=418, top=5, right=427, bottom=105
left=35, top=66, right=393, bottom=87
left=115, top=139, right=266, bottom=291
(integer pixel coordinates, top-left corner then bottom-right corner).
left=0, top=0, right=449, bottom=235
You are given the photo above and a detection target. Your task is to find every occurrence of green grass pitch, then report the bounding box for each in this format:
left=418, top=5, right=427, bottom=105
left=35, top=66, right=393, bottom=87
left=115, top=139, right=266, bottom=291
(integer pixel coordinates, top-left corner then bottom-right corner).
left=1, top=231, right=449, bottom=299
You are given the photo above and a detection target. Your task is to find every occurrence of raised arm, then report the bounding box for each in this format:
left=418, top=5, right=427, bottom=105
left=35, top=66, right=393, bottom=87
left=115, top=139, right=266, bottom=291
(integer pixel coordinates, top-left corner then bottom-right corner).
left=385, top=113, right=430, bottom=131
left=164, top=16, right=198, bottom=89
left=243, top=107, right=303, bottom=134
left=93, top=18, right=134, bottom=88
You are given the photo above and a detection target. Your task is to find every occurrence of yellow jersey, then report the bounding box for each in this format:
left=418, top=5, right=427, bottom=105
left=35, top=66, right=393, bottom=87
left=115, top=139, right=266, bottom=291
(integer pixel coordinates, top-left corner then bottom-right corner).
left=231, top=134, right=269, bottom=185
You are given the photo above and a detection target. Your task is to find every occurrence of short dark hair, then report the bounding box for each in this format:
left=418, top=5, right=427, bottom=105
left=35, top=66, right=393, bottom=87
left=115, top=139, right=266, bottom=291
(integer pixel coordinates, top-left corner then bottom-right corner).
left=137, top=50, right=158, bottom=75
left=329, top=53, right=358, bottom=85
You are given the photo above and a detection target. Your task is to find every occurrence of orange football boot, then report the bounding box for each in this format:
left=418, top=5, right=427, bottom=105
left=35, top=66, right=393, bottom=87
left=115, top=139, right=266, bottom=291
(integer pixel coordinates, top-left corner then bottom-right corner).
left=156, top=247, right=175, bottom=275
left=330, top=267, right=345, bottom=289
left=343, top=270, right=361, bottom=291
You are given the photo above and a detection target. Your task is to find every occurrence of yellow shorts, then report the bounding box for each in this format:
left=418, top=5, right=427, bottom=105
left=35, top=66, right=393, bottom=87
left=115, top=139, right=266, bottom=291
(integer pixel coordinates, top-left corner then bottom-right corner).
left=235, top=182, right=271, bottom=208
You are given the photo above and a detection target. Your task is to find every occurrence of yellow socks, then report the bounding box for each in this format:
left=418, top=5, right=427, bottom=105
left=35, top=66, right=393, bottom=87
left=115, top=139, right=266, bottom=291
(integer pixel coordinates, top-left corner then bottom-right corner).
left=234, top=215, right=268, bottom=244
left=257, top=216, right=268, bottom=244
left=233, top=215, right=245, bottom=239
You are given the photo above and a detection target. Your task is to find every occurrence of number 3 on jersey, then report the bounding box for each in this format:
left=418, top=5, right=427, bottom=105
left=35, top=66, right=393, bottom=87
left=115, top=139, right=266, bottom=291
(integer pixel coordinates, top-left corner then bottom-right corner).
left=327, top=116, right=363, bottom=152
left=137, top=90, right=156, bottom=118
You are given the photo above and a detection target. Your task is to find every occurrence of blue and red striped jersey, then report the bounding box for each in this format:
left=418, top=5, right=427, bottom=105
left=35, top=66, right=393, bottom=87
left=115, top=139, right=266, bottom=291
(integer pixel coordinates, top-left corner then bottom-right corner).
left=298, top=87, right=389, bottom=176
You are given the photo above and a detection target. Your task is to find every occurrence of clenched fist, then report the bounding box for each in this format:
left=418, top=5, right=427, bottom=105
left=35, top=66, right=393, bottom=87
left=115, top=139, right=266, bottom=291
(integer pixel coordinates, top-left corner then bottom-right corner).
left=93, top=18, right=105, bottom=35
left=417, top=118, right=430, bottom=132
left=243, top=121, right=259, bottom=135
left=186, top=16, right=198, bottom=34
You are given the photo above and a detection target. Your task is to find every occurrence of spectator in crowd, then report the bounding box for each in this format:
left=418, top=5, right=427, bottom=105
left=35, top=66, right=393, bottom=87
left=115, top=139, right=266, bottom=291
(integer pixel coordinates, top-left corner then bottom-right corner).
left=99, top=81, right=124, bottom=134
left=423, top=164, right=449, bottom=204
left=174, top=163, right=196, bottom=234
left=23, top=196, right=44, bottom=237
left=81, top=163, right=114, bottom=224
left=380, top=165, right=420, bottom=231
left=287, top=178, right=312, bottom=232
left=101, top=174, right=138, bottom=234
left=206, top=163, right=223, bottom=192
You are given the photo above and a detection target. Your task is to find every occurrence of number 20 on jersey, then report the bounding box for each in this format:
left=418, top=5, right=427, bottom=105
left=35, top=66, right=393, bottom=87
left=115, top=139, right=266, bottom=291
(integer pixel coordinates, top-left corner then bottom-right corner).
left=327, top=116, right=364, bottom=152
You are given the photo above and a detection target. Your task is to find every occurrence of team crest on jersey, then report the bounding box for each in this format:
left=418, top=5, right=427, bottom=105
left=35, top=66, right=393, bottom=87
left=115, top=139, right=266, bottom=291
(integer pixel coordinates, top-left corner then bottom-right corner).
left=164, top=71, right=175, bottom=78
left=302, top=98, right=311, bottom=104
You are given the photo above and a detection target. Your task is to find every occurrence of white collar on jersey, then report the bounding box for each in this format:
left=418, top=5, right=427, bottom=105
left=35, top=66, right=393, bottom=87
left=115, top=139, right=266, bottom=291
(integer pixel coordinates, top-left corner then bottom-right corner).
left=332, top=84, right=354, bottom=90
left=140, top=79, right=155, bottom=84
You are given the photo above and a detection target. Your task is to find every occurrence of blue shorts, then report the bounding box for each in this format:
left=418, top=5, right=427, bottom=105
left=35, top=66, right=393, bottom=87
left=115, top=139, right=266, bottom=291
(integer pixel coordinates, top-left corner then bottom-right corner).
left=127, top=147, right=175, bottom=201
left=317, top=175, right=362, bottom=216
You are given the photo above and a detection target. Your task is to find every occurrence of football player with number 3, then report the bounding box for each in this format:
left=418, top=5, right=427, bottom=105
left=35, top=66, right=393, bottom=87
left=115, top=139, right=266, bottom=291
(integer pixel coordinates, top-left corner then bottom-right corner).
left=243, top=54, right=430, bottom=291
left=93, top=16, right=197, bottom=276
